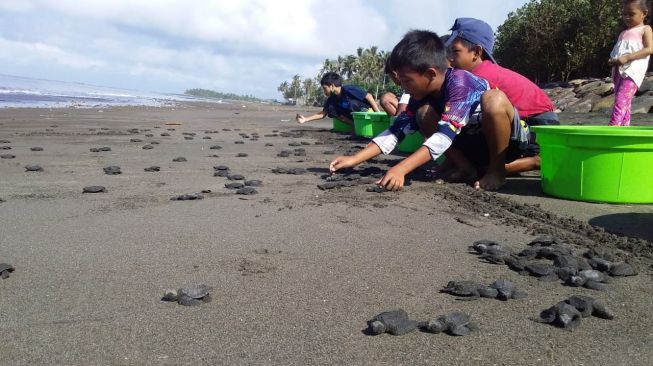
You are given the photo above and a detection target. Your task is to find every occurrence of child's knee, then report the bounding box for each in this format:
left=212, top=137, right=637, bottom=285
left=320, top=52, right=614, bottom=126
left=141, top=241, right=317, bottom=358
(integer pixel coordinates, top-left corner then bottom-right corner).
left=481, top=90, right=510, bottom=114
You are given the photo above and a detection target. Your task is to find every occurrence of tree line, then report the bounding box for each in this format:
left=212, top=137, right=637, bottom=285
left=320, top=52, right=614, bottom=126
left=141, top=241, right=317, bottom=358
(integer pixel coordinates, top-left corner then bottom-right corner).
left=279, top=0, right=632, bottom=105
left=185, top=88, right=264, bottom=102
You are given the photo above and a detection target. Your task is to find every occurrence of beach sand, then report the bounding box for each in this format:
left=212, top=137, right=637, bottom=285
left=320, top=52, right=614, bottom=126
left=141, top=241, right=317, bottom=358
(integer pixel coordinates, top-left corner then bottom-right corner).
left=1, top=102, right=652, bottom=365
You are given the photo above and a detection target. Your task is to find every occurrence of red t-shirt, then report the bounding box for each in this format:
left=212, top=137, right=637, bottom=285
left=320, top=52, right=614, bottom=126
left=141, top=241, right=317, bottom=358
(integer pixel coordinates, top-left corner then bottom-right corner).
left=472, top=60, right=553, bottom=119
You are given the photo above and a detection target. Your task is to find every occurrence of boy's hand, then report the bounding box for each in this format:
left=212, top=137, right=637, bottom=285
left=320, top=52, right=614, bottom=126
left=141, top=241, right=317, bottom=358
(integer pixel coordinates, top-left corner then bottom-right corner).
left=329, top=156, right=357, bottom=173
left=376, top=166, right=406, bottom=191
left=296, top=114, right=306, bottom=124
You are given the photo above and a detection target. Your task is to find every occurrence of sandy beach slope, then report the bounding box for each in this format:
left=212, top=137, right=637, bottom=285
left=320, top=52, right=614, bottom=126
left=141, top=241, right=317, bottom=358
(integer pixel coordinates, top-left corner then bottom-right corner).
left=1, top=102, right=652, bottom=365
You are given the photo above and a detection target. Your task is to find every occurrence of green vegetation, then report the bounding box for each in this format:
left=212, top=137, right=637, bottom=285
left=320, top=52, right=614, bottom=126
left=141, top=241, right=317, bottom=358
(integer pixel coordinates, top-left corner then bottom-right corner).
left=494, top=0, right=622, bottom=83
left=184, top=88, right=264, bottom=102
left=280, top=0, right=636, bottom=105
left=278, top=47, right=401, bottom=106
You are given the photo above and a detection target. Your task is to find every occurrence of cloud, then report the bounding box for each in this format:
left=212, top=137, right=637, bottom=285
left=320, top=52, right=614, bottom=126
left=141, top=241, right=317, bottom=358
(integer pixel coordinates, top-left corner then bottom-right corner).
left=0, top=0, right=530, bottom=99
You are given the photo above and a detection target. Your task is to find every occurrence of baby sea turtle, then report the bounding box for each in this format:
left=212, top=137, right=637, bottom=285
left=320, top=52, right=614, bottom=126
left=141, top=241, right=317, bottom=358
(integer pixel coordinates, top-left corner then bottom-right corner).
left=214, top=170, right=230, bottom=177
left=103, top=166, right=122, bottom=175
left=100, top=147, right=111, bottom=151
left=0, top=146, right=11, bottom=150
left=609, top=262, right=637, bottom=277
left=144, top=134, right=154, bottom=137
left=130, top=138, right=143, bottom=142
left=441, top=281, right=489, bottom=300
left=184, top=136, right=193, bottom=140
left=528, top=235, right=562, bottom=247
left=25, top=165, right=43, bottom=172
left=236, top=187, right=258, bottom=195
left=210, top=145, right=222, bottom=150
left=564, top=295, right=614, bottom=319
left=366, top=309, right=418, bottom=336
left=442, top=279, right=527, bottom=301
left=234, top=141, right=245, bottom=144
left=83, top=186, right=106, bottom=193
left=160, top=133, right=171, bottom=137
left=142, top=145, right=154, bottom=150
left=30, top=147, right=44, bottom=151
left=539, top=302, right=582, bottom=330
left=244, top=180, right=262, bottom=187
left=1, top=154, right=16, bottom=159
left=144, top=166, right=160, bottom=172
left=170, top=193, right=203, bottom=201
left=225, top=182, right=245, bottom=189
left=420, top=311, right=478, bottom=336
left=0, top=140, right=10, bottom=143
left=203, top=136, right=211, bottom=139
left=0, top=263, right=15, bottom=279
left=227, top=174, right=245, bottom=181
left=172, top=157, right=187, bottom=162
left=265, top=143, right=274, bottom=147
left=214, top=165, right=229, bottom=171
left=236, top=153, right=248, bottom=157
left=277, top=151, right=291, bottom=157
left=366, top=185, right=385, bottom=193
left=162, top=284, right=212, bottom=306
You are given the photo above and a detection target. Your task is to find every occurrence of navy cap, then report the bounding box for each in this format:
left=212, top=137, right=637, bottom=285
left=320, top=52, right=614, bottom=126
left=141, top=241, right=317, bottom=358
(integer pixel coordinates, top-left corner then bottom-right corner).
left=445, top=17, right=497, bottom=64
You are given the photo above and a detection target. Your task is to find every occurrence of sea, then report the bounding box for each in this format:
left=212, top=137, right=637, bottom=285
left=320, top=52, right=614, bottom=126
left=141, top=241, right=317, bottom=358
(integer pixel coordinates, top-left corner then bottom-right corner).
left=0, top=74, right=217, bottom=109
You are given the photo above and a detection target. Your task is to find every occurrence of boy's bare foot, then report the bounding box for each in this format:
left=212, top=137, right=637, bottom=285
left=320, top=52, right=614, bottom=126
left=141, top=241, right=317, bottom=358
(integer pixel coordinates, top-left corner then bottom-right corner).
left=474, top=171, right=506, bottom=190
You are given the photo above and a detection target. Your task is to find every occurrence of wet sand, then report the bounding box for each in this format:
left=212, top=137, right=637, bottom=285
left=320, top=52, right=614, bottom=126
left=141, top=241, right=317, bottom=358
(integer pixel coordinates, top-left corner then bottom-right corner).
left=1, top=102, right=652, bottom=365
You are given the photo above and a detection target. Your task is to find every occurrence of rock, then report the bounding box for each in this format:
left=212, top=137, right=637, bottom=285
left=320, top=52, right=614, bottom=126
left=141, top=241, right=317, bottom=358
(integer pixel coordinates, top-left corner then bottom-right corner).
left=609, top=262, right=637, bottom=276
left=592, top=95, right=615, bottom=113
left=631, top=95, right=653, bottom=113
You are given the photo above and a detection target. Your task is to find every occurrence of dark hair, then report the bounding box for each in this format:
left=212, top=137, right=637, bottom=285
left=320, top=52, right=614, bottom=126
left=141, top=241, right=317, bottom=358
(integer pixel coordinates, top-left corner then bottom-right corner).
left=624, top=0, right=649, bottom=13
left=320, top=72, right=342, bottom=87
left=452, top=37, right=492, bottom=61
left=388, top=30, right=449, bottom=73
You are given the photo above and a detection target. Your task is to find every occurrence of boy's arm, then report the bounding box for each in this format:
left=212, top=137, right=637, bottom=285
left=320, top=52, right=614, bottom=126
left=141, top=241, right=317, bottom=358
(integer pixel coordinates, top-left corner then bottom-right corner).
left=377, top=131, right=453, bottom=190
left=329, top=142, right=382, bottom=173
left=617, top=25, right=653, bottom=64
left=364, top=93, right=381, bottom=112
left=296, top=110, right=327, bottom=124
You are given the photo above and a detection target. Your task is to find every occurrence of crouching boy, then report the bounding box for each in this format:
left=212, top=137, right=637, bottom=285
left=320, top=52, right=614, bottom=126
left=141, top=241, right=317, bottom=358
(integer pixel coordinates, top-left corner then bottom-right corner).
left=330, top=30, right=528, bottom=191
left=296, top=72, right=380, bottom=126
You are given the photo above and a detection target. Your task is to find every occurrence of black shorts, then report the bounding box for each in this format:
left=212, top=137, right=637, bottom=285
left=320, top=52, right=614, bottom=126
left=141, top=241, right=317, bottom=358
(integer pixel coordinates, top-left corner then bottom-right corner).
left=451, top=131, right=539, bottom=166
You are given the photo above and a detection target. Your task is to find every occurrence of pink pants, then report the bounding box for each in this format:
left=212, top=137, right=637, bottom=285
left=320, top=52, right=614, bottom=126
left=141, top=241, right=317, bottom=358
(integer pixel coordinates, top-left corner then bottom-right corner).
left=610, top=73, right=638, bottom=126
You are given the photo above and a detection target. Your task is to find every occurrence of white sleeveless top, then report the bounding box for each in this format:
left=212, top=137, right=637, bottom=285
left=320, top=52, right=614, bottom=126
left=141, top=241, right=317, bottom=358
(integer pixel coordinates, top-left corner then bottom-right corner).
left=610, top=25, right=650, bottom=87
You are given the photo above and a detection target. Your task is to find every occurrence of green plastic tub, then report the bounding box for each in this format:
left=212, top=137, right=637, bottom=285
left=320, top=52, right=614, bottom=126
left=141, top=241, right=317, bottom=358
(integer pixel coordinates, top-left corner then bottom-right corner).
left=332, top=118, right=353, bottom=132
left=352, top=112, right=391, bottom=138
left=532, top=126, right=653, bottom=204
left=398, top=132, right=425, bottom=153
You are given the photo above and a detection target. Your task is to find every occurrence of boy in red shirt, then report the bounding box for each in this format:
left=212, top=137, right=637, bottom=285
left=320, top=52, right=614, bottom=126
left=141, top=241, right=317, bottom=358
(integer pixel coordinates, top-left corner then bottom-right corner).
left=445, top=17, right=559, bottom=179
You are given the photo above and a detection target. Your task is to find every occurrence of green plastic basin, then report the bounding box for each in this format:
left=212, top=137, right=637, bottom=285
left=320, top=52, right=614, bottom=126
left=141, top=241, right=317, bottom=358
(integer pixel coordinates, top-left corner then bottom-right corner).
left=398, top=132, right=425, bottom=153
left=332, top=118, right=353, bottom=132
left=352, top=112, right=391, bottom=138
left=532, top=125, right=653, bottom=204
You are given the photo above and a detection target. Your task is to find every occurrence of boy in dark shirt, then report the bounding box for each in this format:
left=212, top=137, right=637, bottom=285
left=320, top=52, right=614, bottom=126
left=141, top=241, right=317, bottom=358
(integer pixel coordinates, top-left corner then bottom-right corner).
left=330, top=30, right=527, bottom=190
left=296, top=72, right=380, bottom=125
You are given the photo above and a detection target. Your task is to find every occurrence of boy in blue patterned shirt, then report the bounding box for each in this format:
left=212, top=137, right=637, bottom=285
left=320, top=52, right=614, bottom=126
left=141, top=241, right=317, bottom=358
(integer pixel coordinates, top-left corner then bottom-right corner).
left=329, top=30, right=528, bottom=191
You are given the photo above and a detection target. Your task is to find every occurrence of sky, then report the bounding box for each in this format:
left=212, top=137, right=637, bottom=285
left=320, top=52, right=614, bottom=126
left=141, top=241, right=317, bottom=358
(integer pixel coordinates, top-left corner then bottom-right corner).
left=0, top=0, right=530, bottom=99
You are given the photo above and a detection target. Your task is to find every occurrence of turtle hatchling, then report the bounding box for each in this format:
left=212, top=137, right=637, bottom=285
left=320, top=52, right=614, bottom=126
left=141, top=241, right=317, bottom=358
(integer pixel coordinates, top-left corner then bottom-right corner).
left=420, top=311, right=478, bottom=336
left=162, top=284, right=212, bottom=306
left=25, top=165, right=43, bottom=172
left=0, top=263, right=15, bottom=279
left=366, top=309, right=417, bottom=336
left=83, top=186, right=106, bottom=193
left=103, top=166, right=122, bottom=175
